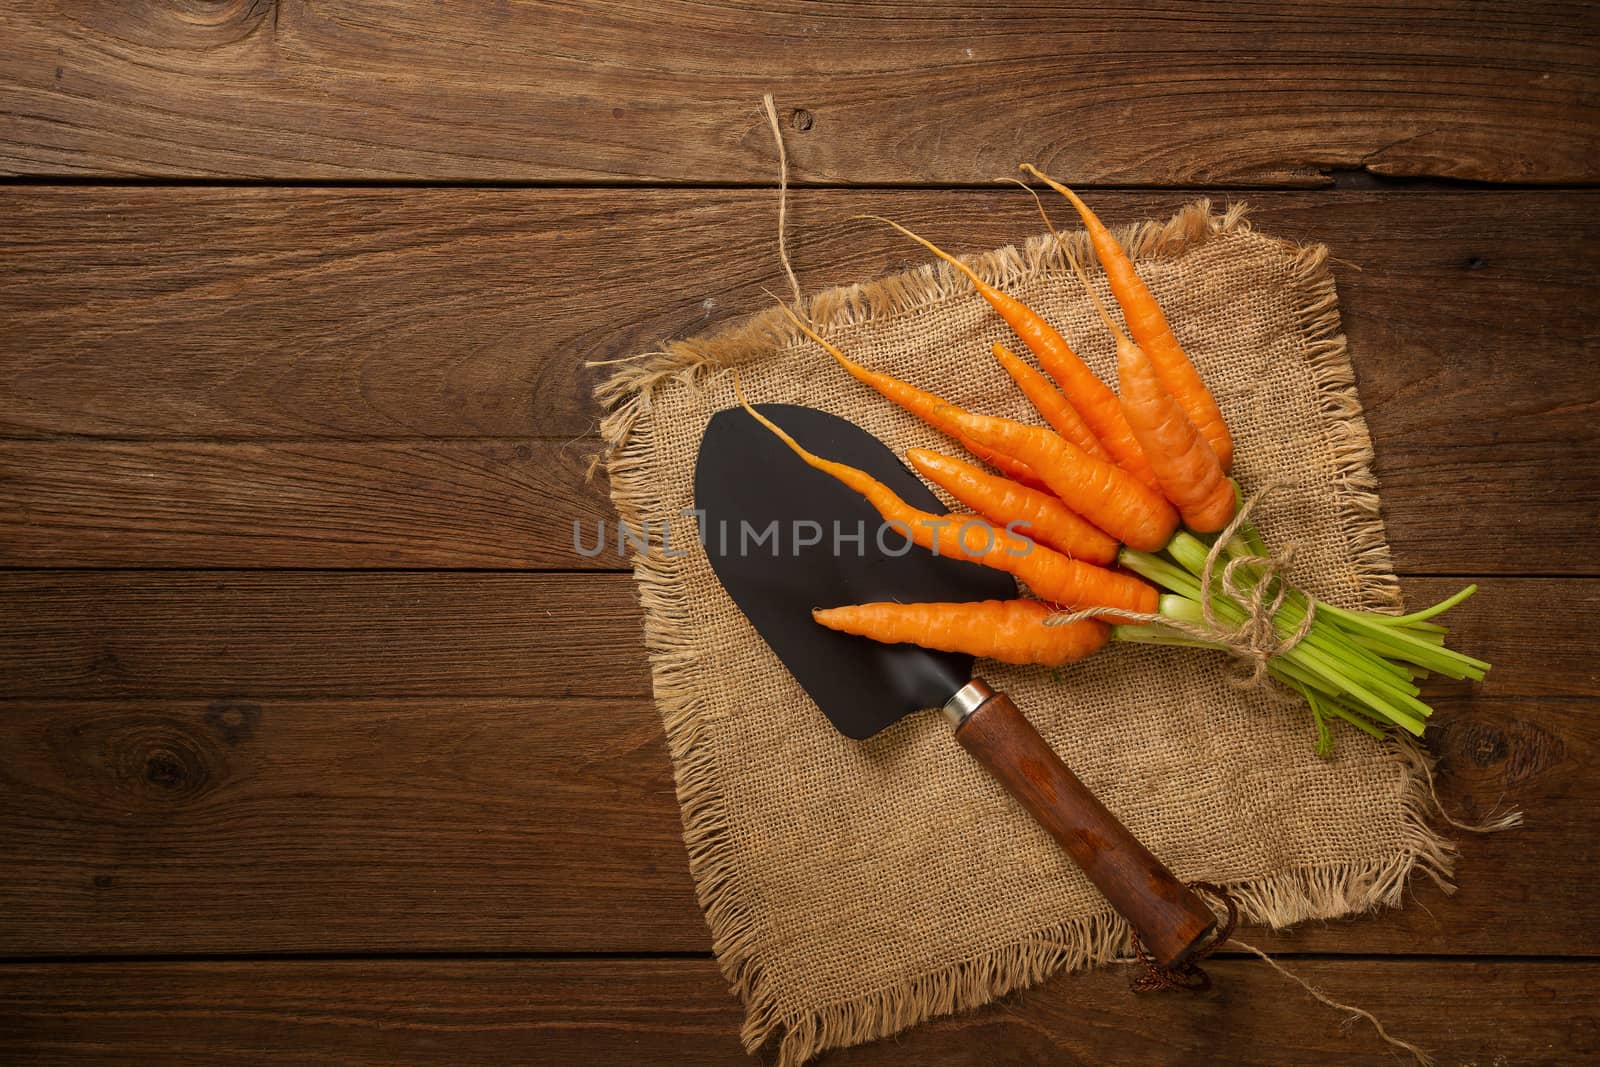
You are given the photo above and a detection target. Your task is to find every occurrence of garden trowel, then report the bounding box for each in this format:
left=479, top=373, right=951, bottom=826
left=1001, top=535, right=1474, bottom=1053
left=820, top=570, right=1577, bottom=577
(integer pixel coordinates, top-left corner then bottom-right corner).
left=694, top=403, right=1215, bottom=967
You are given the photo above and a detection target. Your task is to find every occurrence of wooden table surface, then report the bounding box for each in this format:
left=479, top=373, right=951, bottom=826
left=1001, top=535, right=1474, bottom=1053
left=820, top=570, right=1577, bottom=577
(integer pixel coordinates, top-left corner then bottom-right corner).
left=2, top=3, right=1596, bottom=1064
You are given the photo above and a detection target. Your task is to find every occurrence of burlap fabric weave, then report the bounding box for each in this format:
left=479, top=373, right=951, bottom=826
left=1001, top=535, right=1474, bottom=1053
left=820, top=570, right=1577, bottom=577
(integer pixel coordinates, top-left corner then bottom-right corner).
left=598, top=202, right=1451, bottom=1065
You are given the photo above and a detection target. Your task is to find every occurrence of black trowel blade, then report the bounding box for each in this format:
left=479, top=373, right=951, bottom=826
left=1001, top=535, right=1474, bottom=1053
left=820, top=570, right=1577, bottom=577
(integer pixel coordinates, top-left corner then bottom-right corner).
left=693, top=404, right=1015, bottom=739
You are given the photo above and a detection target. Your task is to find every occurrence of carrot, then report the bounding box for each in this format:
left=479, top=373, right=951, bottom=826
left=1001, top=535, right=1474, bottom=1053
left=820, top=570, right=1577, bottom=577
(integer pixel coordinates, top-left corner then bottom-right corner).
left=989, top=184, right=1111, bottom=465
left=735, top=387, right=1158, bottom=618
left=771, top=301, right=1051, bottom=490
left=1066, top=251, right=1235, bottom=533
left=990, top=341, right=1110, bottom=461
left=906, top=447, right=1117, bottom=564
left=859, top=214, right=1160, bottom=489
left=937, top=406, right=1178, bottom=552
left=1021, top=164, right=1234, bottom=471
left=814, top=599, right=1110, bottom=667
left=774, top=301, right=970, bottom=439
left=957, top=434, right=1051, bottom=491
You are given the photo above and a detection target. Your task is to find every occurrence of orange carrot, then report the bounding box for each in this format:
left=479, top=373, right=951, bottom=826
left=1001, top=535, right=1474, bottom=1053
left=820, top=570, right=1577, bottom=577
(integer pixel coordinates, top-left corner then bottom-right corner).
left=735, top=388, right=1158, bottom=618
left=957, top=434, right=1051, bottom=492
left=990, top=184, right=1115, bottom=467
left=774, top=301, right=970, bottom=439
left=1022, top=164, right=1234, bottom=471
left=814, top=599, right=1110, bottom=667
left=1066, top=252, right=1235, bottom=533
left=990, top=341, right=1110, bottom=461
left=772, top=302, right=1051, bottom=490
left=906, top=447, right=1117, bottom=564
left=938, top=407, right=1178, bottom=552
left=860, top=214, right=1159, bottom=488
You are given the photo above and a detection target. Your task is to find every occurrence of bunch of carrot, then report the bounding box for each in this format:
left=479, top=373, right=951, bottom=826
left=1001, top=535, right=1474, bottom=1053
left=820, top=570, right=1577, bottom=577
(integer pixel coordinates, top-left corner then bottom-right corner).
left=738, top=168, right=1486, bottom=754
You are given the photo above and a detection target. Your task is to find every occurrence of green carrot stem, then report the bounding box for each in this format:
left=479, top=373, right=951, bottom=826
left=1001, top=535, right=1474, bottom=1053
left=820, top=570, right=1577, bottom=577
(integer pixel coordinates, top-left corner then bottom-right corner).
left=1119, top=548, right=1205, bottom=601
left=1271, top=665, right=1385, bottom=742
left=1167, top=530, right=1473, bottom=683
left=1324, top=585, right=1478, bottom=628
left=1392, top=626, right=1448, bottom=646
left=1243, top=528, right=1272, bottom=559
left=1157, top=596, right=1427, bottom=732
left=1120, top=615, right=1411, bottom=747
left=1154, top=560, right=1421, bottom=695
left=1170, top=532, right=1484, bottom=675
left=1111, top=623, right=1223, bottom=650
left=1284, top=645, right=1429, bottom=732
left=1165, top=531, right=1214, bottom=577
left=1156, top=591, right=1397, bottom=702
left=1349, top=630, right=1451, bottom=662
left=1272, top=597, right=1418, bottom=687
left=1318, top=693, right=1391, bottom=739
left=1329, top=614, right=1489, bottom=679
left=1288, top=678, right=1334, bottom=756
left=1223, top=481, right=1273, bottom=559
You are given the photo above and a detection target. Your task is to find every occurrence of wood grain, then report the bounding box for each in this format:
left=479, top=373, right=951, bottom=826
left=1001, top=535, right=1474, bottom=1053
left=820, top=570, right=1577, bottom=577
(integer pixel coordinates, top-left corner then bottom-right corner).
left=0, top=958, right=1592, bottom=1065
left=3, top=189, right=1594, bottom=574
left=5, top=189, right=1591, bottom=442
left=0, top=698, right=696, bottom=956
left=0, top=440, right=610, bottom=568
left=0, top=579, right=1591, bottom=957
left=2, top=2, right=1595, bottom=1055
left=1, top=2, right=1594, bottom=184
left=955, top=689, right=1218, bottom=968
left=0, top=573, right=1587, bottom=700
left=0, top=572, right=652, bottom=700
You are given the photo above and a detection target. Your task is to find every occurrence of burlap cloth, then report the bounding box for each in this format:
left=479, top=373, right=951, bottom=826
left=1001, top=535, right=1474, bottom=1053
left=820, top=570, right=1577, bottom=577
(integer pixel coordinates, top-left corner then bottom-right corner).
left=597, top=202, right=1451, bottom=1065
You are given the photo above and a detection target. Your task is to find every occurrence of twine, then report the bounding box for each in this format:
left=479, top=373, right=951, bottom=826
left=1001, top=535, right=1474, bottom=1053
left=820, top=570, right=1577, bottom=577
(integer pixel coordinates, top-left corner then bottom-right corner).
left=762, top=93, right=803, bottom=306
left=1414, top=748, right=1525, bottom=834
left=1225, top=939, right=1435, bottom=1066
left=1127, top=882, right=1434, bottom=1066
left=1050, top=484, right=1313, bottom=691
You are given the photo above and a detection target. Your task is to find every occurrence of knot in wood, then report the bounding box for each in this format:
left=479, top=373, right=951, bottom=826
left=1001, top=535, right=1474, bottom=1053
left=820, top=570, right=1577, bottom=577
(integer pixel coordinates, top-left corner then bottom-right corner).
left=106, top=717, right=225, bottom=805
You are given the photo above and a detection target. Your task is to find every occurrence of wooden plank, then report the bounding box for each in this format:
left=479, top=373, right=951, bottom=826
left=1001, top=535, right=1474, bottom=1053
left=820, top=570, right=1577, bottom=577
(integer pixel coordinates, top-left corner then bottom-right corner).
left=1, top=2, right=1594, bottom=184
left=2, top=189, right=1594, bottom=574
left=0, top=578, right=1591, bottom=956
left=0, top=958, right=1592, bottom=1065
left=0, top=695, right=1588, bottom=958
left=4, top=189, right=1590, bottom=441
left=0, top=572, right=653, bottom=700
left=0, top=698, right=698, bottom=956
left=0, top=574, right=1586, bottom=700
left=1256, top=691, right=1598, bottom=956
left=0, top=440, right=610, bottom=569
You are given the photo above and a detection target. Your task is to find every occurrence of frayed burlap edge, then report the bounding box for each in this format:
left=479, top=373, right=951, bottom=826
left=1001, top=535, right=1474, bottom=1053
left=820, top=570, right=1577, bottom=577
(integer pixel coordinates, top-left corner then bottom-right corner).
left=597, top=200, right=1455, bottom=1067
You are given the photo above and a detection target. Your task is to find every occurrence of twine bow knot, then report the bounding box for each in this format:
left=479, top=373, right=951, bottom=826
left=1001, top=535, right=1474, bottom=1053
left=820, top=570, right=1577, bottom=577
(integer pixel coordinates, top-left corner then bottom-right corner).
left=1053, top=484, right=1314, bottom=692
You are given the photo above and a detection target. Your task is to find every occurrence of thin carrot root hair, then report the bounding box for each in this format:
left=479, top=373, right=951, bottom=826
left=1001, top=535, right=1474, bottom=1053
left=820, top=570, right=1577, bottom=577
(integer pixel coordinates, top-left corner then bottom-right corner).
left=1062, top=243, right=1131, bottom=346
left=772, top=299, right=861, bottom=375
left=768, top=295, right=1053, bottom=490
left=771, top=298, right=977, bottom=444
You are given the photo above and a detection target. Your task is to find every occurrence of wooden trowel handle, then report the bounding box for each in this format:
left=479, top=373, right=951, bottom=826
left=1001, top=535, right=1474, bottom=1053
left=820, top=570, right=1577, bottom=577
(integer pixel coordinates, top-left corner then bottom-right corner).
left=950, top=681, right=1216, bottom=969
